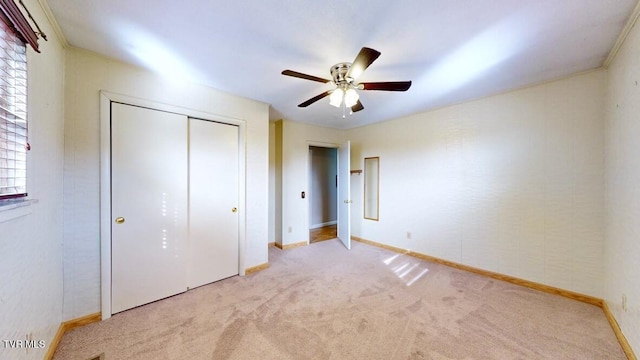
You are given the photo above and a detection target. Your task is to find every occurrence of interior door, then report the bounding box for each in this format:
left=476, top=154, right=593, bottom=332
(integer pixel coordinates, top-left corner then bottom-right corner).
left=188, top=119, right=239, bottom=288
left=111, top=103, right=188, bottom=314
left=337, top=141, right=351, bottom=249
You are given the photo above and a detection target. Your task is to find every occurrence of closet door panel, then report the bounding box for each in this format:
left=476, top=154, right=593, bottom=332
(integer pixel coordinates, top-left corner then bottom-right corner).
left=188, top=119, right=239, bottom=288
left=111, top=103, right=188, bottom=313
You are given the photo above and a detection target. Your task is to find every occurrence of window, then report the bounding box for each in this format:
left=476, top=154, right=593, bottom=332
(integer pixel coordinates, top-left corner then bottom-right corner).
left=0, top=0, right=42, bottom=200
left=0, top=18, right=27, bottom=199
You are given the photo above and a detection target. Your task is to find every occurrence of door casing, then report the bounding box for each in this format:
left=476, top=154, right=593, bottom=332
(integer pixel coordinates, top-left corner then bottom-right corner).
left=305, top=141, right=350, bottom=248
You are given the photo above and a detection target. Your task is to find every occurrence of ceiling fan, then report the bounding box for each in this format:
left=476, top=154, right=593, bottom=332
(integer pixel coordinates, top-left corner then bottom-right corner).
left=281, top=47, right=412, bottom=115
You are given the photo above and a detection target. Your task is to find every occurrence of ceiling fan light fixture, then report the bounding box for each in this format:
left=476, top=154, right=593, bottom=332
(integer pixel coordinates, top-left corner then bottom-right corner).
left=282, top=47, right=412, bottom=113
left=344, top=88, right=359, bottom=108
left=329, top=88, right=344, bottom=107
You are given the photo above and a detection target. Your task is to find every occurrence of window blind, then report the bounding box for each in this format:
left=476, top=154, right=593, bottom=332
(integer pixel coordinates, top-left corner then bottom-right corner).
left=0, top=18, right=27, bottom=199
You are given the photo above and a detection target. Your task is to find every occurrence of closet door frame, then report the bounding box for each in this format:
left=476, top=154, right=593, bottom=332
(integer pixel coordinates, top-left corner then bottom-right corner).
left=99, top=91, right=247, bottom=320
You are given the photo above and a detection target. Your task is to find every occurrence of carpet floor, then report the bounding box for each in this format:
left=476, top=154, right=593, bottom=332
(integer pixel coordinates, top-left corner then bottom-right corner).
left=53, top=240, right=625, bottom=359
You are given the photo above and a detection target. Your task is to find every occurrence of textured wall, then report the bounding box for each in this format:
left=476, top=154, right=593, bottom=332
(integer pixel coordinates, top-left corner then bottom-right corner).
left=274, top=121, right=283, bottom=246
left=604, top=13, right=640, bottom=354
left=348, top=70, right=606, bottom=297
left=0, top=1, right=66, bottom=359
left=269, top=121, right=277, bottom=244
left=63, top=49, right=270, bottom=320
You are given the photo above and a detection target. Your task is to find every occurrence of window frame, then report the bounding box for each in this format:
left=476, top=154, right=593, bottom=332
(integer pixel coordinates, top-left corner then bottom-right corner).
left=0, top=0, right=40, bottom=201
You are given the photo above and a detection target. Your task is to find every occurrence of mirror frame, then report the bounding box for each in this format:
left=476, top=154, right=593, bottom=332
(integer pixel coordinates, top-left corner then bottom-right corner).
left=364, top=157, right=379, bottom=221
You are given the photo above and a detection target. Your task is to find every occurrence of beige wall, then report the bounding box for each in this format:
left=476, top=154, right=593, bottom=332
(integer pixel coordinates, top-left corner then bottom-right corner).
left=0, top=1, right=66, bottom=359
left=63, top=48, right=270, bottom=320
left=604, top=11, right=640, bottom=353
left=274, top=120, right=283, bottom=246
left=347, top=70, right=606, bottom=297
left=269, top=121, right=277, bottom=244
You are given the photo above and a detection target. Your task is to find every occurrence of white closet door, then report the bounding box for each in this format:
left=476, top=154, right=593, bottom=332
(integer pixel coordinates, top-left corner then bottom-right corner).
left=188, top=119, right=239, bottom=288
left=111, top=103, right=188, bottom=313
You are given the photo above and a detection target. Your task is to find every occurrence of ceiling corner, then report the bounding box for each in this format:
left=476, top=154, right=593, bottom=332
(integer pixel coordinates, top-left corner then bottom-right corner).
left=603, top=0, right=640, bottom=68
left=37, top=0, right=69, bottom=48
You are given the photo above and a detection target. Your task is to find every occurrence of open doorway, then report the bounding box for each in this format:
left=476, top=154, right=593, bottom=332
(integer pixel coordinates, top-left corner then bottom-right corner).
left=308, top=146, right=338, bottom=243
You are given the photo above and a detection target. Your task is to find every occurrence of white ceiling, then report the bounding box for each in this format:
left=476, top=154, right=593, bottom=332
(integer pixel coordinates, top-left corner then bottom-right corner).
left=47, top=0, right=637, bottom=129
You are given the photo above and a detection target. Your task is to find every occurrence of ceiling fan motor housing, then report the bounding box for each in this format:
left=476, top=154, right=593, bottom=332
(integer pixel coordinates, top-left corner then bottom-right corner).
left=331, top=62, right=353, bottom=86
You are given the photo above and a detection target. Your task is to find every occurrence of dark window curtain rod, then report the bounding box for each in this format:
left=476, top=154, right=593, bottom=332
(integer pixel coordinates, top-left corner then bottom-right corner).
left=0, top=0, right=46, bottom=52
left=18, top=0, right=46, bottom=41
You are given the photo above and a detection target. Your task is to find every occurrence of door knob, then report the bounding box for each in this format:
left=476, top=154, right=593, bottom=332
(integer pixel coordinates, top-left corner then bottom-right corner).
left=232, top=207, right=237, bottom=213
left=115, top=217, right=125, bottom=224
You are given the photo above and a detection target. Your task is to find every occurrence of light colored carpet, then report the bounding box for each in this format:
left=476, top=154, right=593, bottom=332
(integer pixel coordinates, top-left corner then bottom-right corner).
left=53, top=240, right=625, bottom=359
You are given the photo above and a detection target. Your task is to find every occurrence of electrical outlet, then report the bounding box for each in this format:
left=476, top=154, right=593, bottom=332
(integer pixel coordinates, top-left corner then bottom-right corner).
left=622, top=294, right=628, bottom=312
left=288, top=226, right=292, bottom=233
left=406, top=232, right=411, bottom=239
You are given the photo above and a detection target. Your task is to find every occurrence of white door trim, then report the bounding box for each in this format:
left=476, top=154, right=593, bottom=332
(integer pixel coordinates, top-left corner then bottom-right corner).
left=306, top=141, right=339, bottom=245
left=99, top=91, right=247, bottom=320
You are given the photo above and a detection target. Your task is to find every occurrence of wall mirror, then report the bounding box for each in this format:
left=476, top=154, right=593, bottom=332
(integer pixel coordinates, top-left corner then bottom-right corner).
left=364, top=157, right=379, bottom=221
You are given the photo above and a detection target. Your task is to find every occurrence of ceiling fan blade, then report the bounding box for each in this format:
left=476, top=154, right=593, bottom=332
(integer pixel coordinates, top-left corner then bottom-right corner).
left=282, top=70, right=331, bottom=83
left=346, top=47, right=381, bottom=80
left=298, top=91, right=332, bottom=107
left=351, top=100, right=364, bottom=113
left=361, top=81, right=412, bottom=91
